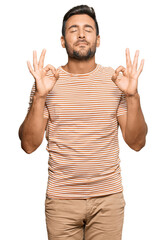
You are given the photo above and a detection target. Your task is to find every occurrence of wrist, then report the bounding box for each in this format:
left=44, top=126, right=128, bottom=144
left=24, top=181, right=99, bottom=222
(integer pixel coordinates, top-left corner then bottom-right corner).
left=33, top=93, right=47, bottom=106
left=126, top=92, right=140, bottom=106
left=125, top=91, right=139, bottom=99
left=34, top=91, right=47, bottom=100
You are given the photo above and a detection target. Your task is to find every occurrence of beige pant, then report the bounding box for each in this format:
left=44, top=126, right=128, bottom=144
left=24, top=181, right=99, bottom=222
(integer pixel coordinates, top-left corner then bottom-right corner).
left=45, top=191, right=126, bottom=240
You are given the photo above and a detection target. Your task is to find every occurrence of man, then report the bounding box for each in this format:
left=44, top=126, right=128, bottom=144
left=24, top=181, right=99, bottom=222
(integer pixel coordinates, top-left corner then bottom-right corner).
left=19, top=5, right=148, bottom=240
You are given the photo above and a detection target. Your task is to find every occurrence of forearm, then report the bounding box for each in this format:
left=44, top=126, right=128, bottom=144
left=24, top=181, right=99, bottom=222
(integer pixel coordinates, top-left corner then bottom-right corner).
left=19, top=93, right=47, bottom=153
left=125, top=93, right=148, bottom=151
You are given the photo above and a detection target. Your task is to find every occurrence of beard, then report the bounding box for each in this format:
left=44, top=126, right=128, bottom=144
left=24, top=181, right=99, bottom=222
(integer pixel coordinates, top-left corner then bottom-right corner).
left=64, top=39, right=97, bottom=61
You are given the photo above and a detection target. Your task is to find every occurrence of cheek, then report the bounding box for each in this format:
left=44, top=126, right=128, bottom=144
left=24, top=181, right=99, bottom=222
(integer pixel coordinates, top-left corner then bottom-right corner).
left=86, top=34, right=97, bottom=43
left=65, top=34, right=77, bottom=45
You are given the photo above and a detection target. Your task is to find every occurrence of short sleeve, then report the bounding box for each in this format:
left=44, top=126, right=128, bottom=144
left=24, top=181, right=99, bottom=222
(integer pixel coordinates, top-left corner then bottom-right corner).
left=117, top=92, right=127, bottom=117
left=116, top=72, right=127, bottom=117
left=28, top=82, right=49, bottom=119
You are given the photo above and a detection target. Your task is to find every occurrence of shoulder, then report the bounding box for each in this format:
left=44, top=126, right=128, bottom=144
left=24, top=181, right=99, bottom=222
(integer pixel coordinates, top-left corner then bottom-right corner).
left=99, top=64, right=122, bottom=82
left=99, top=65, right=123, bottom=81
left=99, top=65, right=115, bottom=74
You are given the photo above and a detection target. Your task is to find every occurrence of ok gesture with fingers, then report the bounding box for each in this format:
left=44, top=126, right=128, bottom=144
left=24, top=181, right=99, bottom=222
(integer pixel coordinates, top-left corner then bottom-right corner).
left=27, top=49, right=60, bottom=98
left=111, top=48, right=144, bottom=97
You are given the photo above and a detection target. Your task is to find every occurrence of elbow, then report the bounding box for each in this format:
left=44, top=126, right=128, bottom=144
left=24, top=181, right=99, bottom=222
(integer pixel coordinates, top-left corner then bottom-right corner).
left=18, top=125, right=42, bottom=154
left=20, top=141, right=38, bottom=154
left=125, top=124, right=148, bottom=152
left=23, top=148, right=35, bottom=154
left=131, top=143, right=145, bottom=152
left=124, top=133, right=147, bottom=152
left=129, top=139, right=146, bottom=152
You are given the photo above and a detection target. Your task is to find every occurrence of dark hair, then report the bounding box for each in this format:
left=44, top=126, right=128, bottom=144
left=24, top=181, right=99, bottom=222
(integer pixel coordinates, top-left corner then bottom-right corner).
left=62, top=5, right=99, bottom=37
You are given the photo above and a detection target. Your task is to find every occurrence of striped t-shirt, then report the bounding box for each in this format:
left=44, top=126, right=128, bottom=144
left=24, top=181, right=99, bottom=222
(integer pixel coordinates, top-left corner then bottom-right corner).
left=29, top=64, right=127, bottom=199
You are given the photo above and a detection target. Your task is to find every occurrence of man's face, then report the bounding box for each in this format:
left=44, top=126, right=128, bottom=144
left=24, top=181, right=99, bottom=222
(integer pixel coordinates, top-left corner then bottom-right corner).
left=61, top=14, right=100, bottom=60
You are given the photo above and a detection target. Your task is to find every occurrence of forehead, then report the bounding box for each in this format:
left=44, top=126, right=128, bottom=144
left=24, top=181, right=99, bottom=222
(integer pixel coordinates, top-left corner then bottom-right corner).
left=66, top=14, right=95, bottom=28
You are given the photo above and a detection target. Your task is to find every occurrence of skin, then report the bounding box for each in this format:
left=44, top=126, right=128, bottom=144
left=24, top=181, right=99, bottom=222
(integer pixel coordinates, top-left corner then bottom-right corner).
left=113, top=49, right=148, bottom=150
left=19, top=50, right=59, bottom=153
left=60, top=14, right=100, bottom=74
left=19, top=13, right=147, bottom=153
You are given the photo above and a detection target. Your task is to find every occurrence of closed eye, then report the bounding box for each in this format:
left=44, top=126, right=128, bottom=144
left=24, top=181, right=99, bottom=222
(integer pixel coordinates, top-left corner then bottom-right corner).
left=70, top=30, right=77, bottom=33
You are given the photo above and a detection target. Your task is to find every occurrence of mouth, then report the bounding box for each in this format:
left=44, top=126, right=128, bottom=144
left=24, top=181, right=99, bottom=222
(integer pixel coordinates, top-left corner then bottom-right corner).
left=76, top=41, right=88, bottom=46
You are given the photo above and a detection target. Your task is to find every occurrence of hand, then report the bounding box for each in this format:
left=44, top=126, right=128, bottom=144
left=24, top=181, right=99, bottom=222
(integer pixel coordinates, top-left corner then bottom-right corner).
left=27, top=49, right=59, bottom=97
left=111, top=48, right=144, bottom=97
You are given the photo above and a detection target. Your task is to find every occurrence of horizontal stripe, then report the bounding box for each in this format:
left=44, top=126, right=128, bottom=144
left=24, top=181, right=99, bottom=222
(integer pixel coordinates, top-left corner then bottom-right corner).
left=28, top=64, right=127, bottom=199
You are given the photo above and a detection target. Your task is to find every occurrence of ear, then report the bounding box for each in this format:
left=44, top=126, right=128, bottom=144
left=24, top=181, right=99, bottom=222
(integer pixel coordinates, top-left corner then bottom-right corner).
left=96, top=35, right=100, bottom=48
left=61, top=36, right=66, bottom=48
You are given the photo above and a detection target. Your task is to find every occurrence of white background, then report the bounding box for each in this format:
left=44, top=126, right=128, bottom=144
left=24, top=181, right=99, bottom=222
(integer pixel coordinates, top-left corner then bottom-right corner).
left=0, top=0, right=166, bottom=239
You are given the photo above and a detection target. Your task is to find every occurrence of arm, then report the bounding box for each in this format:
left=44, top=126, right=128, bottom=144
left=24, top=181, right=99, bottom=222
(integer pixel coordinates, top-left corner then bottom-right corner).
left=112, top=48, right=148, bottom=151
left=19, top=49, right=59, bottom=154
left=19, top=94, right=48, bottom=154
left=118, top=93, right=148, bottom=151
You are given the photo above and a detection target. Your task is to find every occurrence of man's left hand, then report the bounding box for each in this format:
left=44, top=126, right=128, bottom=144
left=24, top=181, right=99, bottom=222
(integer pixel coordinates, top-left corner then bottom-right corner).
left=111, top=48, right=144, bottom=97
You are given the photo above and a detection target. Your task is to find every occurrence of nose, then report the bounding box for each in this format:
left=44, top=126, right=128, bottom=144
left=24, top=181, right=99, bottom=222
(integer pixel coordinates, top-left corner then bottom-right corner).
left=78, top=29, right=85, bottom=38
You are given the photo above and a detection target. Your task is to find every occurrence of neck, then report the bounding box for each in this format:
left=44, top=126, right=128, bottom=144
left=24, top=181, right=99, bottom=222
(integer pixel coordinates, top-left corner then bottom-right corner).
left=62, top=57, right=97, bottom=74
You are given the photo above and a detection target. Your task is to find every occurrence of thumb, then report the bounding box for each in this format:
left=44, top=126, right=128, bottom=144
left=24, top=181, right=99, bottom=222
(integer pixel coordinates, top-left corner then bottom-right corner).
left=115, top=65, right=126, bottom=75
left=44, top=65, right=60, bottom=80
left=112, top=66, right=126, bottom=82
left=111, top=72, right=118, bottom=82
left=55, top=69, right=60, bottom=80
left=51, top=68, right=60, bottom=80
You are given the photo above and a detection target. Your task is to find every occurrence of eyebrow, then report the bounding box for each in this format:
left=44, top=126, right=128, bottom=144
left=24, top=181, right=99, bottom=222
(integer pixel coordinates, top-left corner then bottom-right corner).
left=68, top=24, right=94, bottom=31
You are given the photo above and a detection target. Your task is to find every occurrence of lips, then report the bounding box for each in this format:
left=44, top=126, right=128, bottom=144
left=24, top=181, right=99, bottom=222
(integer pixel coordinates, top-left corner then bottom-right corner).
left=76, top=41, right=88, bottom=46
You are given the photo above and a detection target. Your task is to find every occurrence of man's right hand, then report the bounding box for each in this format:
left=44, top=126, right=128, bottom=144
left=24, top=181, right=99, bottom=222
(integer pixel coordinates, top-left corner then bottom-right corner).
left=27, top=49, right=59, bottom=98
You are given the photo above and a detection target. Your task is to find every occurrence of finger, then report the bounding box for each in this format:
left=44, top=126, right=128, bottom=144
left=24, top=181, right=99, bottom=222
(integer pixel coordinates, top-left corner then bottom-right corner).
left=115, top=65, right=126, bottom=75
left=51, top=68, right=60, bottom=79
left=137, top=59, right=144, bottom=77
left=33, top=50, right=38, bottom=71
left=55, top=69, right=60, bottom=80
left=53, top=68, right=60, bottom=80
left=44, top=64, right=56, bottom=73
left=38, top=48, right=46, bottom=69
left=126, top=48, right=132, bottom=70
left=27, top=61, right=35, bottom=77
left=111, top=73, right=118, bottom=82
left=44, top=64, right=59, bottom=79
left=133, top=50, right=139, bottom=70
left=111, top=66, right=126, bottom=82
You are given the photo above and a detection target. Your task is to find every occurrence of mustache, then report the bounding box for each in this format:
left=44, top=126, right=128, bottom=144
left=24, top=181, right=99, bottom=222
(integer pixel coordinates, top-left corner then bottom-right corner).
left=75, top=40, right=88, bottom=45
